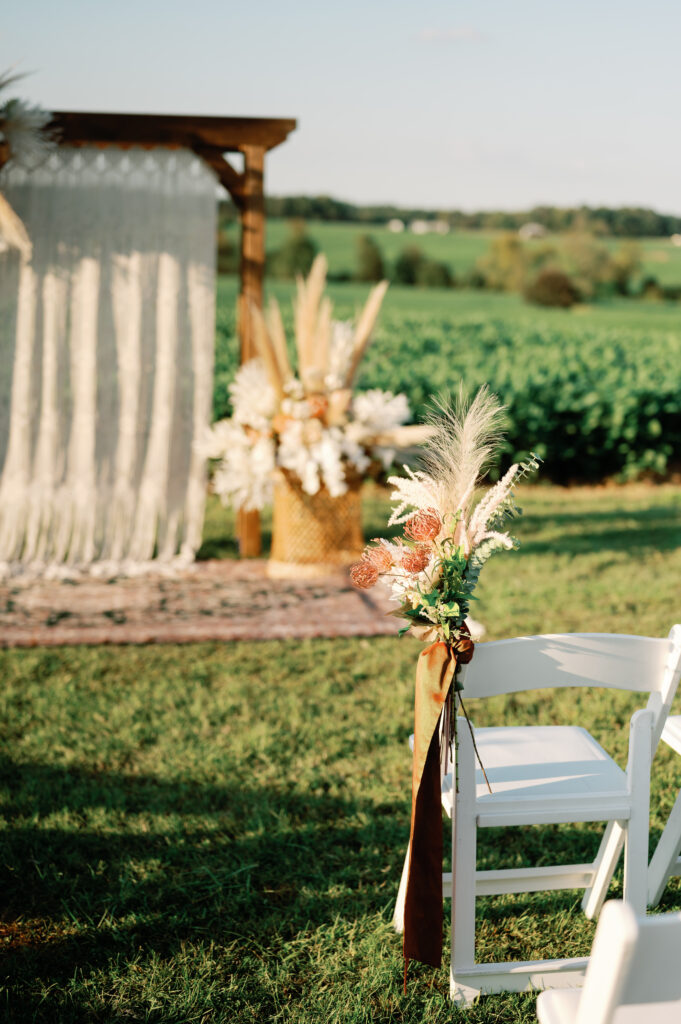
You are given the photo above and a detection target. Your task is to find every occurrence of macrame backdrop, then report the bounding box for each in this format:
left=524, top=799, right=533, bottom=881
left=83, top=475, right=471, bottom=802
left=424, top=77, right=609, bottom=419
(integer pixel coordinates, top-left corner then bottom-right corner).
left=0, top=145, right=217, bottom=575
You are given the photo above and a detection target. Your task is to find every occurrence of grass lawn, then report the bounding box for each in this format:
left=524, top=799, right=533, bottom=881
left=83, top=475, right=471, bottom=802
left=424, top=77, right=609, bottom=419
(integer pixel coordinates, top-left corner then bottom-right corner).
left=3, top=484, right=681, bottom=1022
left=217, top=274, right=681, bottom=332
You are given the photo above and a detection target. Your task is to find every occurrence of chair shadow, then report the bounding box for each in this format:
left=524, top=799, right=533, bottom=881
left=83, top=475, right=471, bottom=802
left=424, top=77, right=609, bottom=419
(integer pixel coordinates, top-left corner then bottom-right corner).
left=518, top=504, right=681, bottom=557
left=3, top=755, right=679, bottom=1020
left=0, top=755, right=407, bottom=1018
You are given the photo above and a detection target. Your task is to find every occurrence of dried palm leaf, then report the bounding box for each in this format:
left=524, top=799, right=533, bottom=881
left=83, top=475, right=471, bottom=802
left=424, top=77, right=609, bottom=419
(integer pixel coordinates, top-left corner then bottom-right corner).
left=314, top=295, right=332, bottom=381
left=249, top=302, right=284, bottom=398
left=265, top=297, right=293, bottom=384
left=294, top=253, right=328, bottom=389
left=343, top=279, right=388, bottom=387
left=0, top=192, right=31, bottom=256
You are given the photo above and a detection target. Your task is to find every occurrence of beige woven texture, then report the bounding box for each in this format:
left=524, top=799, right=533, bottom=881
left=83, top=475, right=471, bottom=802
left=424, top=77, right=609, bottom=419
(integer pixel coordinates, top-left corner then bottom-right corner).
left=268, top=472, right=363, bottom=578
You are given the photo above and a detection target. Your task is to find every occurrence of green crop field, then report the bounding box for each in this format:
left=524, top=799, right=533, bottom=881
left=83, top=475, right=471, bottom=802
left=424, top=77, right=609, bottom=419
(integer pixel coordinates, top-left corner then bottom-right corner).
left=220, top=218, right=681, bottom=287
left=215, top=278, right=681, bottom=483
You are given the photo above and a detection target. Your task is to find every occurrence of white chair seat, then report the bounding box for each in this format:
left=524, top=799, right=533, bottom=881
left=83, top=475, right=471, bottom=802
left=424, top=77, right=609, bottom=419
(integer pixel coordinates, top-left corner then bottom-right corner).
left=442, top=726, right=629, bottom=824
left=538, top=988, right=681, bottom=1023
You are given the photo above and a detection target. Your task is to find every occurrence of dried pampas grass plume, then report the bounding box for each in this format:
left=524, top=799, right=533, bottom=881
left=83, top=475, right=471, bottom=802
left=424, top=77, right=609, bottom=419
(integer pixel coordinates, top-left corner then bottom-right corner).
left=422, top=385, right=507, bottom=518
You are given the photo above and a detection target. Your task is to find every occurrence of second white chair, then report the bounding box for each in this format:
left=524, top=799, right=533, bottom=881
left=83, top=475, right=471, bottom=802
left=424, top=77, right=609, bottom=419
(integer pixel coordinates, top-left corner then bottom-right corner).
left=537, top=900, right=681, bottom=1024
left=648, top=715, right=681, bottom=906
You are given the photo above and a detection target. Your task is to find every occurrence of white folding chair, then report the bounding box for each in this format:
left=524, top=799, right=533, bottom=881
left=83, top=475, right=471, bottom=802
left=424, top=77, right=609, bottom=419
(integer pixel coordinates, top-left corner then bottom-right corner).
left=537, top=900, right=681, bottom=1024
left=648, top=715, right=681, bottom=907
left=393, top=627, right=681, bottom=1004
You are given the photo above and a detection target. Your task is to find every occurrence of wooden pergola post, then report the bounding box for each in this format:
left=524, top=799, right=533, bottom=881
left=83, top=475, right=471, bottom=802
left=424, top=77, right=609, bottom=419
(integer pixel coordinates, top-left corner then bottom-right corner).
left=236, top=144, right=266, bottom=557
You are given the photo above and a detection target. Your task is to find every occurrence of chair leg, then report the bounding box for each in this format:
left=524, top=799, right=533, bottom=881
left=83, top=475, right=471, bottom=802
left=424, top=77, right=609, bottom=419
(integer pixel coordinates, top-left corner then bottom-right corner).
left=581, top=821, right=625, bottom=920
left=622, top=709, right=652, bottom=916
left=648, top=787, right=681, bottom=908
left=450, top=718, right=477, bottom=1003
left=392, top=843, right=409, bottom=933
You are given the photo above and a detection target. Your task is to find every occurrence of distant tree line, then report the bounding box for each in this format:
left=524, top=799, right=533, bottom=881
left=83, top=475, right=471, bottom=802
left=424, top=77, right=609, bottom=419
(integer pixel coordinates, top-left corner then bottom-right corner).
left=261, top=224, right=455, bottom=288
left=219, top=197, right=681, bottom=238
left=217, top=219, right=680, bottom=306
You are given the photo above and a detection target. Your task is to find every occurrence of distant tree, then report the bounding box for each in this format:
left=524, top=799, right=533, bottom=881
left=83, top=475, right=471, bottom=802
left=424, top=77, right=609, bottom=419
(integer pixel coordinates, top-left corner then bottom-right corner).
left=527, top=242, right=559, bottom=277
left=269, top=220, right=318, bottom=279
left=610, top=241, right=641, bottom=295
left=524, top=269, right=580, bottom=308
left=417, top=259, right=454, bottom=288
left=640, top=276, right=663, bottom=301
left=476, top=233, right=527, bottom=291
left=355, top=234, right=385, bottom=281
left=561, top=232, right=613, bottom=299
left=393, top=246, right=425, bottom=285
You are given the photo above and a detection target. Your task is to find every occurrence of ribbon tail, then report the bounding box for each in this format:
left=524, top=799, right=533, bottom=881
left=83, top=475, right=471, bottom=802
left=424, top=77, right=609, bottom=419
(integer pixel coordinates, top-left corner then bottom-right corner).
left=402, top=641, right=457, bottom=974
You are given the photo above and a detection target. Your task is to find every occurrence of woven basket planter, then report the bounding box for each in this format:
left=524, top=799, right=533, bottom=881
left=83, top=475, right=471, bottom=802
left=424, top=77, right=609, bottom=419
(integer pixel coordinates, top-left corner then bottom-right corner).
left=267, top=471, right=364, bottom=579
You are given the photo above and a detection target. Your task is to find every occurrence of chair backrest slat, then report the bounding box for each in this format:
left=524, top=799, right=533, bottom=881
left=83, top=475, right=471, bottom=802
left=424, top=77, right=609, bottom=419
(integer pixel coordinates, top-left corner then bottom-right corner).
left=619, top=911, right=681, bottom=1005
left=575, top=902, right=681, bottom=1023
left=460, top=632, right=678, bottom=701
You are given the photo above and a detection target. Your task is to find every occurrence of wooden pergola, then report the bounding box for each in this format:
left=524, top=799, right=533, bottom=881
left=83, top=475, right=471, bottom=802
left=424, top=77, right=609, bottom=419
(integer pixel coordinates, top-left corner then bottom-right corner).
left=13, top=111, right=297, bottom=556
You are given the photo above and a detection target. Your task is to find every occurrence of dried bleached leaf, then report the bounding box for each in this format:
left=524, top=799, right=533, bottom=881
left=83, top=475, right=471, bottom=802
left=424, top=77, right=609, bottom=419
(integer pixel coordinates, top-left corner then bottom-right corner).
left=249, top=303, right=284, bottom=398
left=295, top=254, right=328, bottom=390
left=265, top=298, right=293, bottom=384
left=344, top=279, right=389, bottom=387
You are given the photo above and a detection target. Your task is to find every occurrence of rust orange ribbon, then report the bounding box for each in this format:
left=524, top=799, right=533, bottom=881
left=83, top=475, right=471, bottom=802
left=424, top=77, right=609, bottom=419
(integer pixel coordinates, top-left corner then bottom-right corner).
left=403, top=633, right=474, bottom=986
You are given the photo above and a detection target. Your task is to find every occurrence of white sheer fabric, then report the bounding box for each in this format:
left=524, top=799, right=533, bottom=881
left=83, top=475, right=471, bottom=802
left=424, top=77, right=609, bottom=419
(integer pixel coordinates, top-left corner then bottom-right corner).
left=0, top=145, right=217, bottom=575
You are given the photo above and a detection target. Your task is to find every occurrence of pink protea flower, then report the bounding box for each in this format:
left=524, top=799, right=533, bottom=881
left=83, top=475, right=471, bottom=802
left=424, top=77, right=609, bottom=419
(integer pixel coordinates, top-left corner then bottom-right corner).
left=404, top=508, right=442, bottom=543
left=401, top=545, right=430, bottom=574
left=363, top=544, right=393, bottom=573
left=350, top=561, right=379, bottom=589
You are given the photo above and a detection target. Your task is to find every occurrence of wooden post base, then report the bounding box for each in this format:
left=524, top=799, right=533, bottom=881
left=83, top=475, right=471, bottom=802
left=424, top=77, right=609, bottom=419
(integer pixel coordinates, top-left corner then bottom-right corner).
left=238, top=509, right=262, bottom=558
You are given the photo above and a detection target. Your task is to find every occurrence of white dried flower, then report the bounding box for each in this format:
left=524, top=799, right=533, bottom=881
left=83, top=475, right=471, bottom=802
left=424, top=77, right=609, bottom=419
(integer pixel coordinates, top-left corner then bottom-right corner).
left=351, top=389, right=410, bottom=434
left=324, top=320, right=355, bottom=390
left=387, top=464, right=444, bottom=525
left=229, top=359, right=277, bottom=431
left=210, top=423, right=275, bottom=511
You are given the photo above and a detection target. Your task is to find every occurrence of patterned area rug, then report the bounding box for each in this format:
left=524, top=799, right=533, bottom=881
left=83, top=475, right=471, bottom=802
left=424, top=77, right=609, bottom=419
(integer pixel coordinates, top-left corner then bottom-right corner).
left=0, top=561, right=398, bottom=647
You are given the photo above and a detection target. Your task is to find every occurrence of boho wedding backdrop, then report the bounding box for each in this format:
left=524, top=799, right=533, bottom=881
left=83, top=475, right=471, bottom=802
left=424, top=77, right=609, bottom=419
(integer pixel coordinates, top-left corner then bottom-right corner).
left=0, top=110, right=295, bottom=574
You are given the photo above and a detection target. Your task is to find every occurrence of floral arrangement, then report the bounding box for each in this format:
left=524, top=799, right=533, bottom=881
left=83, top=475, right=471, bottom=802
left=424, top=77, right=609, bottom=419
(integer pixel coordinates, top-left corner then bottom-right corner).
left=353, top=386, right=540, bottom=980
left=201, top=255, right=430, bottom=510
left=350, top=386, right=540, bottom=644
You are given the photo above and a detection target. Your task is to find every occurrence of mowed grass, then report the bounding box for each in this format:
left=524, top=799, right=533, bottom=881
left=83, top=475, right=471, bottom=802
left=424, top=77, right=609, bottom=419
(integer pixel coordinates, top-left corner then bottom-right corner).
left=216, top=275, right=681, bottom=347
left=3, top=484, right=681, bottom=1022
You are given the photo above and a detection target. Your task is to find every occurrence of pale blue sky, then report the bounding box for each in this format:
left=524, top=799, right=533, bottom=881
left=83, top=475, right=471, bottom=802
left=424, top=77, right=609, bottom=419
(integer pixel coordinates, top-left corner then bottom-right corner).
left=4, top=1, right=681, bottom=211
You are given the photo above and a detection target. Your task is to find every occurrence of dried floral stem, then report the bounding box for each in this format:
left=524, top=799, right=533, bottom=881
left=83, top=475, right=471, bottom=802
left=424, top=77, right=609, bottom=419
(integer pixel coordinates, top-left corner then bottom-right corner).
left=458, top=692, right=493, bottom=794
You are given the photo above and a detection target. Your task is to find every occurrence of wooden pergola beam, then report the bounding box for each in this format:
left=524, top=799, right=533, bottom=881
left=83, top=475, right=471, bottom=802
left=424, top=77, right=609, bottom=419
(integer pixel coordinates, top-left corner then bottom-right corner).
left=192, top=145, right=246, bottom=209
left=49, top=111, right=296, bottom=153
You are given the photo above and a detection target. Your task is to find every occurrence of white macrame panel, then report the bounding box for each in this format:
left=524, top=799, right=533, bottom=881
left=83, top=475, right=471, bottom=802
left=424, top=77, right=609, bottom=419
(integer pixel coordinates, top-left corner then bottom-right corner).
left=0, top=146, right=217, bottom=575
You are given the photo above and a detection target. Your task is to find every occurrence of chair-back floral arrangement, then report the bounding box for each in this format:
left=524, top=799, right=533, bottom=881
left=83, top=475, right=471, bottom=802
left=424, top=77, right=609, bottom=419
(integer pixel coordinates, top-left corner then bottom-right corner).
left=350, top=385, right=539, bottom=983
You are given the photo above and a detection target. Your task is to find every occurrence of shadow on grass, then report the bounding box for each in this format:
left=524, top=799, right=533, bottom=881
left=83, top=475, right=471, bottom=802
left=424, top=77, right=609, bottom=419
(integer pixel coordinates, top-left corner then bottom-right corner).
left=0, top=756, right=408, bottom=1016
left=519, top=504, right=681, bottom=557
left=3, top=755, right=677, bottom=1022
left=196, top=527, right=273, bottom=561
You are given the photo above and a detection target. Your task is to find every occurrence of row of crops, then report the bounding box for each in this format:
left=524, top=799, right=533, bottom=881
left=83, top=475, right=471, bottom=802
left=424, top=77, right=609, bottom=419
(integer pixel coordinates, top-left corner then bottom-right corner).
left=214, top=295, right=681, bottom=482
